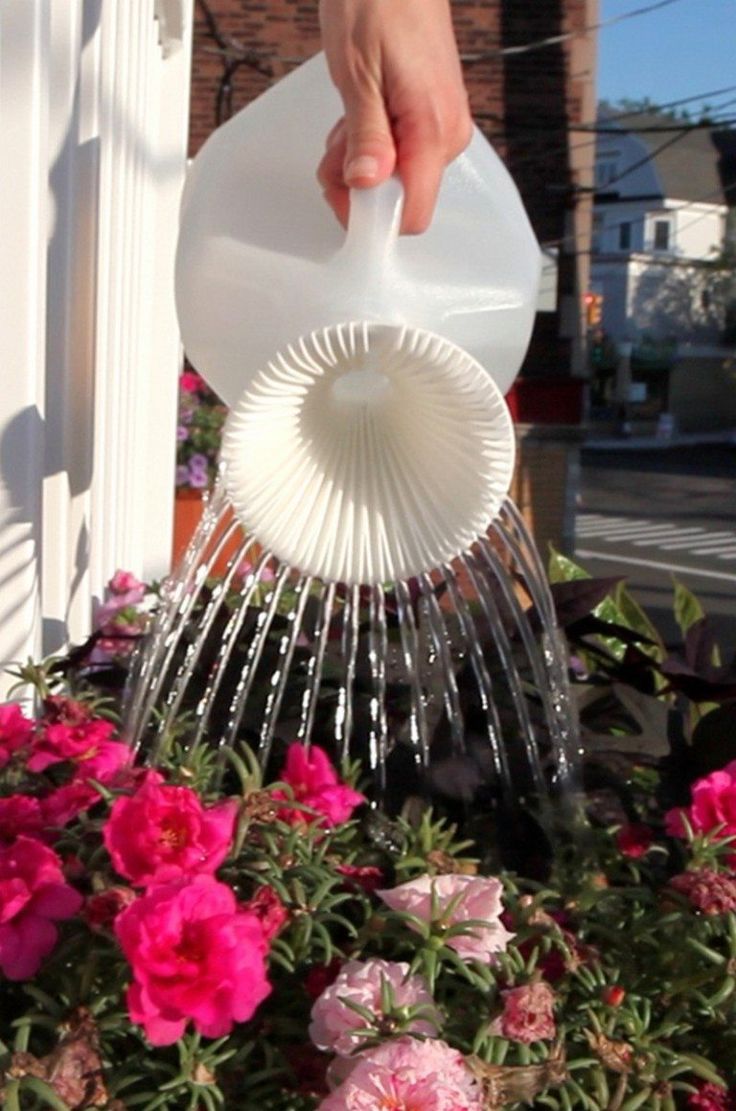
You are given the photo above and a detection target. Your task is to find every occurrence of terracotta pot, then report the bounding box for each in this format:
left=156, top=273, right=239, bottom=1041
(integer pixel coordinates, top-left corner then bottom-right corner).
left=172, top=488, right=260, bottom=576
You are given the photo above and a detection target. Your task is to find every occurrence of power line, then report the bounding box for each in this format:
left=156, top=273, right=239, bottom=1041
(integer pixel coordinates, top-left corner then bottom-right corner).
left=461, top=0, right=687, bottom=63
left=193, top=0, right=688, bottom=69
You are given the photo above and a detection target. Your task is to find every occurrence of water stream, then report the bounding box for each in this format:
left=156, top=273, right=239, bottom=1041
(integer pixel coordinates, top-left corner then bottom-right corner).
left=125, top=477, right=581, bottom=808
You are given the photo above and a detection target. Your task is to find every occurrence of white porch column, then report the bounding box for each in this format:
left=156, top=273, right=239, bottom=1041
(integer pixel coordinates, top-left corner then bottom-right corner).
left=0, top=0, right=193, bottom=698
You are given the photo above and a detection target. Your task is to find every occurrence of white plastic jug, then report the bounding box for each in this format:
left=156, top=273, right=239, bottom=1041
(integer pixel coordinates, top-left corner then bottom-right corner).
left=175, top=53, right=541, bottom=586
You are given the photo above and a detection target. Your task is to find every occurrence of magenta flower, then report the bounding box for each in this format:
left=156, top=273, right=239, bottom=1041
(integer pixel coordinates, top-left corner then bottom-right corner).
left=0, top=702, right=34, bottom=768
left=27, top=717, right=118, bottom=773
left=319, top=1036, right=483, bottom=1111
left=492, top=980, right=557, bottom=1045
left=666, top=762, right=736, bottom=864
left=0, top=796, right=44, bottom=844
left=0, top=835, right=83, bottom=980
left=378, top=874, right=513, bottom=964
left=669, top=869, right=736, bottom=916
left=309, top=959, right=440, bottom=1056
left=180, top=370, right=205, bottom=393
left=103, top=770, right=237, bottom=887
left=114, top=875, right=271, bottom=1045
left=273, top=744, right=365, bottom=828
left=687, top=1081, right=735, bottom=1110
left=40, top=780, right=107, bottom=831
left=615, top=823, right=654, bottom=859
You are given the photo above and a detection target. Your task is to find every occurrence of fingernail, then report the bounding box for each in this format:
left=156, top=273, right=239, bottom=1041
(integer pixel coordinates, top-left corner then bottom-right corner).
left=345, top=156, right=380, bottom=183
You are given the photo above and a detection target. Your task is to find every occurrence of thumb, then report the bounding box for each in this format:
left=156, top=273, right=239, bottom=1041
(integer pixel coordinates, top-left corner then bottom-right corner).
left=342, top=95, right=396, bottom=188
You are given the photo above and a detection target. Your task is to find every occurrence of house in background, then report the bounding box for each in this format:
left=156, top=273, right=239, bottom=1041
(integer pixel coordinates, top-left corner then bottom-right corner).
left=590, top=111, right=736, bottom=347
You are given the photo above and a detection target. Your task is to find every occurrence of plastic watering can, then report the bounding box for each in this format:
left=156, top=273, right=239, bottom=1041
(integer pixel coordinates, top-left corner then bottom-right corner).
left=175, top=53, right=541, bottom=586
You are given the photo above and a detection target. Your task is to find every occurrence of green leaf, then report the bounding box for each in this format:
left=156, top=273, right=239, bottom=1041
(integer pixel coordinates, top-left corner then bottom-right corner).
left=611, top=581, right=666, bottom=663
left=18, top=1076, right=72, bottom=1110
left=548, top=547, right=591, bottom=584
left=673, top=576, right=706, bottom=640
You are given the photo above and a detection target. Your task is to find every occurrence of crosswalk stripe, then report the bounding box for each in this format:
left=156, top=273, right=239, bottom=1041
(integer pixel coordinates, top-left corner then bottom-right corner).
left=631, top=530, right=708, bottom=545
left=575, top=548, right=736, bottom=584
left=657, top=532, right=736, bottom=550
left=577, top=522, right=671, bottom=538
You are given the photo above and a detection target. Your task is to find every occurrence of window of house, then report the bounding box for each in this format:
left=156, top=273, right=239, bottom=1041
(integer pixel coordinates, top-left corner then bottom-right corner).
left=618, top=221, right=631, bottom=251
left=595, top=155, right=620, bottom=189
left=653, top=220, right=671, bottom=251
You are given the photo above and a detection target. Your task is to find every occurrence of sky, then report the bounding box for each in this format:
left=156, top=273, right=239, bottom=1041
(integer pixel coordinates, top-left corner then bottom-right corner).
left=597, top=0, right=736, bottom=118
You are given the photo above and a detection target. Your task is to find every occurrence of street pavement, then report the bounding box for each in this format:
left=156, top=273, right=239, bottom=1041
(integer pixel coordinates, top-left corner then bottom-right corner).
left=576, top=443, right=736, bottom=650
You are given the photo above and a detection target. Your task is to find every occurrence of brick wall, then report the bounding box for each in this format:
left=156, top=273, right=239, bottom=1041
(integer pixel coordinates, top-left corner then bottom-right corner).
left=187, top=0, right=597, bottom=379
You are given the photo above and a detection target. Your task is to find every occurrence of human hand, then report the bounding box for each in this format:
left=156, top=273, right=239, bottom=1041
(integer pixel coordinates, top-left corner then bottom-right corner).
left=318, top=0, right=473, bottom=234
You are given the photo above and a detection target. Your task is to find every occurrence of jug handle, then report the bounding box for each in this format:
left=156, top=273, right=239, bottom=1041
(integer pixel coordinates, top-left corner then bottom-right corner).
left=339, top=177, right=404, bottom=271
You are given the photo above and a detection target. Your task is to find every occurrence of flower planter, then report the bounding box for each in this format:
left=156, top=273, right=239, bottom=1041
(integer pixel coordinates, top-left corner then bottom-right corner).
left=172, top=487, right=261, bottom=575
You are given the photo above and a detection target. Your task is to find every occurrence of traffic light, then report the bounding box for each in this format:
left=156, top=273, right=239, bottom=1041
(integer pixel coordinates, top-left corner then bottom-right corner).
left=584, top=292, right=603, bottom=329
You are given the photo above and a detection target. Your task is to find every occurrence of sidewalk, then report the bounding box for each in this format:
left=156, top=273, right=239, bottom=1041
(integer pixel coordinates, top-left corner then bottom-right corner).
left=583, top=427, right=736, bottom=452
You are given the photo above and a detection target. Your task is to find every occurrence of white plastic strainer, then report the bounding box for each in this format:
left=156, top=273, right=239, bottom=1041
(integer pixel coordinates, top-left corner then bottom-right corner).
left=222, top=321, right=515, bottom=585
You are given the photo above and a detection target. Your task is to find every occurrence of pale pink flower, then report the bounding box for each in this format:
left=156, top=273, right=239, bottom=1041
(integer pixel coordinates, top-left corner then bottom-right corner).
left=108, top=570, right=147, bottom=600
left=492, top=981, right=557, bottom=1044
left=310, top=959, right=440, bottom=1056
left=0, top=835, right=83, bottom=980
left=0, top=702, right=34, bottom=768
left=666, top=762, right=736, bottom=865
left=319, top=1036, right=482, bottom=1111
left=378, top=874, right=513, bottom=964
left=273, top=744, right=365, bottom=828
left=103, top=770, right=237, bottom=887
left=115, top=875, right=271, bottom=1045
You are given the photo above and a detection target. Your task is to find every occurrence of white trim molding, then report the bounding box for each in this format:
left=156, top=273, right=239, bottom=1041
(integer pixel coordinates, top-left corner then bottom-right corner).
left=0, top=0, right=193, bottom=697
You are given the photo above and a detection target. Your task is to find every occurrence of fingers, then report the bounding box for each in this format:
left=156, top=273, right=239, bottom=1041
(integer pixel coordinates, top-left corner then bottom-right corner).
left=318, top=119, right=351, bottom=227
left=391, top=100, right=472, bottom=233
left=318, top=104, right=397, bottom=229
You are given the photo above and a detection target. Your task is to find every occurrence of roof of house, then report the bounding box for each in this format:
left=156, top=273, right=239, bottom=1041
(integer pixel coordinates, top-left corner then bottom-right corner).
left=597, top=109, right=736, bottom=206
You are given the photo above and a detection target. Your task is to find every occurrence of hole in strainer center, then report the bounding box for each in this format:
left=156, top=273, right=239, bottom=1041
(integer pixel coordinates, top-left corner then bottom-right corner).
left=331, top=368, right=393, bottom=408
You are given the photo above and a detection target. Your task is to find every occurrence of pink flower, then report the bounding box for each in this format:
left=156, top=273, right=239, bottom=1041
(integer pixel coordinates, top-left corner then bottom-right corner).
left=180, top=370, right=205, bottom=394
left=309, top=959, right=440, bottom=1056
left=615, top=823, right=654, bottom=859
left=273, top=744, right=365, bottom=828
left=0, top=796, right=45, bottom=843
left=114, top=875, right=271, bottom=1045
left=244, top=885, right=289, bottom=941
left=669, top=869, right=736, bottom=916
left=27, top=717, right=118, bottom=773
left=378, top=874, right=514, bottom=965
left=107, top=569, right=147, bottom=601
left=687, top=1081, right=734, bottom=1110
left=666, top=762, right=736, bottom=864
left=103, top=770, right=237, bottom=887
left=0, top=703, right=34, bottom=768
left=0, top=835, right=83, bottom=980
left=319, top=1036, right=483, bottom=1111
left=492, top=981, right=557, bottom=1045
